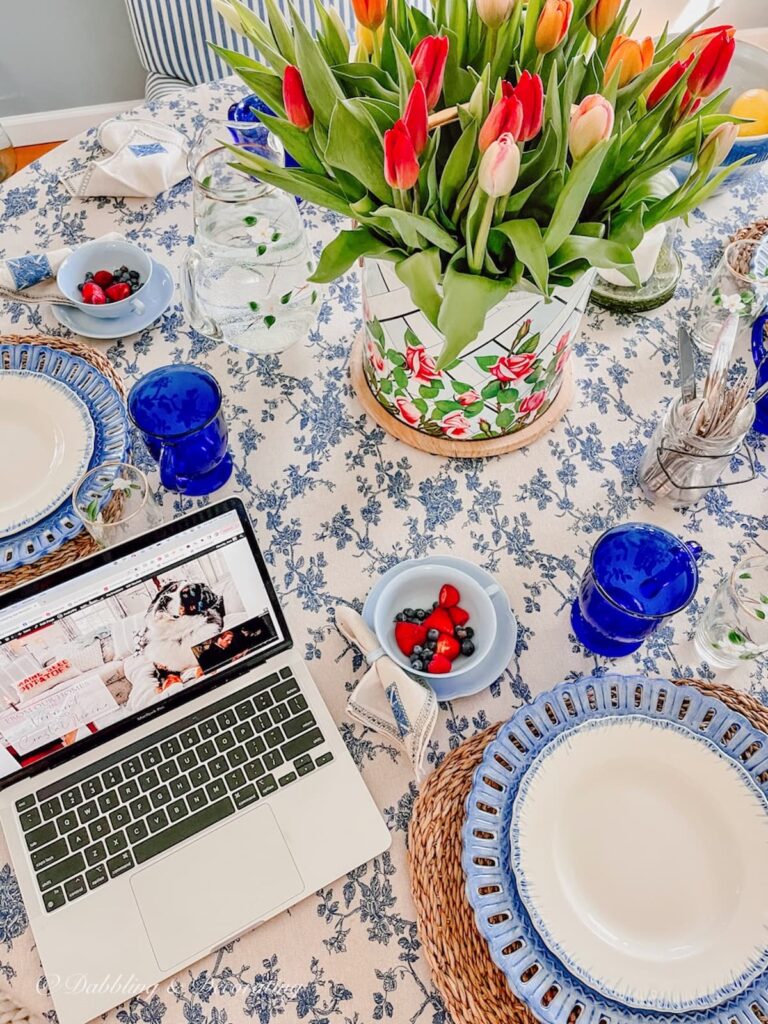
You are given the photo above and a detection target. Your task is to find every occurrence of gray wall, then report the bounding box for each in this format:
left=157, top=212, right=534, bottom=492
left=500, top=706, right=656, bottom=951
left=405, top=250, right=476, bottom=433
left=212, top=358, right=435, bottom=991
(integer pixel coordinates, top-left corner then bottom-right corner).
left=0, top=0, right=147, bottom=117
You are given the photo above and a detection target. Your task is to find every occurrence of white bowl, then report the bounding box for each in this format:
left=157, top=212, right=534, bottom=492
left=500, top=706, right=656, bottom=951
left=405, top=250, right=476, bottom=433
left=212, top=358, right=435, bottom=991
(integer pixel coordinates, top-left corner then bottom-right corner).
left=373, top=563, right=498, bottom=680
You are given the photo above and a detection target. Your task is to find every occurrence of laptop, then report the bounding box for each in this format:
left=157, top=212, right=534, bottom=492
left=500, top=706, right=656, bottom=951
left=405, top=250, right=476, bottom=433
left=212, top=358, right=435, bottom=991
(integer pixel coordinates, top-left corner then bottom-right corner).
left=0, top=498, right=389, bottom=1024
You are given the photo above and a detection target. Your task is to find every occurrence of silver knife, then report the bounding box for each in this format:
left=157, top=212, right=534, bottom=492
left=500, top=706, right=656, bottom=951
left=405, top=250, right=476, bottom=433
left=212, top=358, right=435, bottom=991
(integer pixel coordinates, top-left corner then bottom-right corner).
left=678, top=324, right=697, bottom=403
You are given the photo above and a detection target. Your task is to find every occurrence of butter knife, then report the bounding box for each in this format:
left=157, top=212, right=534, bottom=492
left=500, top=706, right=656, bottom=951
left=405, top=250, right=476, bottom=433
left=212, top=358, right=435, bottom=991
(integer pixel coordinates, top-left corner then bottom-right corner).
left=678, top=325, right=697, bottom=403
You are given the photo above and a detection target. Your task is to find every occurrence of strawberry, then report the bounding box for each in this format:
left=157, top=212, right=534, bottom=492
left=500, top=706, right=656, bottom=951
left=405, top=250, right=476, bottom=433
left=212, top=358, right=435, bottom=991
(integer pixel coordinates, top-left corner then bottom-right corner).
left=106, top=282, right=131, bottom=302
left=427, top=653, right=452, bottom=674
left=81, top=282, right=106, bottom=304
left=435, top=632, right=460, bottom=660
left=93, top=269, right=113, bottom=288
left=394, top=621, right=427, bottom=657
left=448, top=605, right=470, bottom=627
left=423, top=608, right=454, bottom=634
left=438, top=583, right=460, bottom=608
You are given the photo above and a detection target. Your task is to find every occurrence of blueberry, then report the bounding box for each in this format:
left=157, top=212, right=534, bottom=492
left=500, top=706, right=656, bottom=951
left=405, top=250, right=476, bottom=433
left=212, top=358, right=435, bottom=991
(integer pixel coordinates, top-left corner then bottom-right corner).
left=129, top=270, right=139, bottom=279
left=395, top=612, right=405, bottom=622
left=461, top=640, right=475, bottom=656
left=403, top=608, right=414, bottom=618
left=411, top=659, right=423, bottom=671
left=464, top=626, right=474, bottom=639
left=432, top=600, right=439, bottom=609
left=415, top=609, right=426, bottom=620
left=85, top=271, right=93, bottom=280
left=426, top=628, right=439, bottom=642
left=412, top=644, right=423, bottom=655
left=455, top=627, right=467, bottom=640
left=131, top=283, right=139, bottom=292
left=119, top=265, right=128, bottom=273
left=77, top=283, right=84, bottom=291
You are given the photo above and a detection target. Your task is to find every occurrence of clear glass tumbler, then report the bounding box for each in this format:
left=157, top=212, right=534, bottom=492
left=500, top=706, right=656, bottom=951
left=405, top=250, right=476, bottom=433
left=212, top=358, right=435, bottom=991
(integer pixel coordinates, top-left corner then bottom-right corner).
left=695, top=555, right=768, bottom=668
left=691, top=239, right=768, bottom=354
left=73, top=462, right=163, bottom=548
left=180, top=119, right=321, bottom=354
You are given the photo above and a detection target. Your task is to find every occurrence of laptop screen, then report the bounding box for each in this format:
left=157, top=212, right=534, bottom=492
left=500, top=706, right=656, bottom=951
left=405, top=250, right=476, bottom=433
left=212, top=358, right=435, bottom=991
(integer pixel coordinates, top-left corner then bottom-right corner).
left=0, top=503, right=289, bottom=784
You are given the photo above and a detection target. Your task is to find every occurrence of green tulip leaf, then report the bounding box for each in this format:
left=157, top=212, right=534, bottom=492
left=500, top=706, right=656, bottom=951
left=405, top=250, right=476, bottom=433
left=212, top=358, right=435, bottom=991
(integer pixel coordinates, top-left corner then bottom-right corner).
left=436, top=256, right=514, bottom=369
left=311, top=0, right=350, bottom=66
left=369, top=207, right=459, bottom=254
left=252, top=110, right=325, bottom=174
left=229, top=153, right=354, bottom=215
left=551, top=234, right=639, bottom=285
left=544, top=140, right=610, bottom=255
left=211, top=50, right=285, bottom=115
left=289, top=3, right=345, bottom=128
left=263, top=0, right=296, bottom=65
left=491, top=219, right=550, bottom=295
left=310, top=228, right=400, bottom=282
left=395, top=248, right=443, bottom=327
left=325, top=99, right=392, bottom=204
left=439, top=120, right=478, bottom=217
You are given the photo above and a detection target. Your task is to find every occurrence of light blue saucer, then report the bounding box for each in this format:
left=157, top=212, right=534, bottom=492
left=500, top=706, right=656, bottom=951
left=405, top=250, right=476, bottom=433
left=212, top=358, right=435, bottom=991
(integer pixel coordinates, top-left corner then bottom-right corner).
left=50, top=258, right=174, bottom=339
left=362, top=555, right=518, bottom=701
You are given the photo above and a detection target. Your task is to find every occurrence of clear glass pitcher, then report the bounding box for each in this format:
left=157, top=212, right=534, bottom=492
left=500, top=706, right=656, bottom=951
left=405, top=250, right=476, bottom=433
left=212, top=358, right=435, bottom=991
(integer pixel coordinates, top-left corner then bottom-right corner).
left=180, top=119, right=321, bottom=354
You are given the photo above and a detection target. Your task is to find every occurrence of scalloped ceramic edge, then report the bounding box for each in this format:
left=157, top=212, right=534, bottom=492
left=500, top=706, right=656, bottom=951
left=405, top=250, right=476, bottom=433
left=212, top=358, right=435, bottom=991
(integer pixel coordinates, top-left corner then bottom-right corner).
left=462, top=674, right=768, bottom=1024
left=362, top=555, right=518, bottom=701
left=510, top=714, right=768, bottom=1012
left=0, top=343, right=130, bottom=571
left=0, top=370, right=95, bottom=537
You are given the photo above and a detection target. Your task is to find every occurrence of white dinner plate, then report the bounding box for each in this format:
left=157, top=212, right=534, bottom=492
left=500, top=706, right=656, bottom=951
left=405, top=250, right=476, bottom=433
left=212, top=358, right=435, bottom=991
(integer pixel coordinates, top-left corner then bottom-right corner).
left=511, top=715, right=768, bottom=1012
left=0, top=371, right=95, bottom=538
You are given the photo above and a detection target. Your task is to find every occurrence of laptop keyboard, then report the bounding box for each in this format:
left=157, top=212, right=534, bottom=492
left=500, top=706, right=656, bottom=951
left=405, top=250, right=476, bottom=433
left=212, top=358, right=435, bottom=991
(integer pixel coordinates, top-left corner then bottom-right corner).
left=13, top=667, right=333, bottom=913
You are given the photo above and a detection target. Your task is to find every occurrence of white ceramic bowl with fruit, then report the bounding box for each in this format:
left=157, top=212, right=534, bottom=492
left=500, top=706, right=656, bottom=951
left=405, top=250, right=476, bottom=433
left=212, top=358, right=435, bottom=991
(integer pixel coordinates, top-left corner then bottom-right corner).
left=57, top=238, right=152, bottom=318
left=373, top=564, right=498, bottom=681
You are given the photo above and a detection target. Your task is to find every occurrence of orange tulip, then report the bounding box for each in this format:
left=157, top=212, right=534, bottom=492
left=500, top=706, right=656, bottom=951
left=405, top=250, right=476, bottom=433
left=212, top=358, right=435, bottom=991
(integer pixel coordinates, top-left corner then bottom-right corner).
left=535, top=0, right=573, bottom=54
left=604, top=35, right=655, bottom=88
left=352, top=0, right=387, bottom=31
left=586, top=0, right=620, bottom=38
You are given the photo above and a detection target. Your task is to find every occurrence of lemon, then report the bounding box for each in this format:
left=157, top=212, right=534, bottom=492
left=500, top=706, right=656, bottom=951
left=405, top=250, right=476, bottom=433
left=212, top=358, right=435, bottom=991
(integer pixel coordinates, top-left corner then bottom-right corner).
left=730, top=89, right=768, bottom=137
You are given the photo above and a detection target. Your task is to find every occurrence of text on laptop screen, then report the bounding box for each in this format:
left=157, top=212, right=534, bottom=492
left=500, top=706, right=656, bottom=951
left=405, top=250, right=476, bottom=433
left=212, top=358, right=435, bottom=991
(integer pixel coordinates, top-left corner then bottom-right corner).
left=0, top=510, right=283, bottom=778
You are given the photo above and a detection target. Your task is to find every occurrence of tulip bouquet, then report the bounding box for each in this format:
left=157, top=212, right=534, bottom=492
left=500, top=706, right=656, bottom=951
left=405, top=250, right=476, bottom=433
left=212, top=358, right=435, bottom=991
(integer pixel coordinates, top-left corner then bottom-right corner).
left=211, top=0, right=739, bottom=373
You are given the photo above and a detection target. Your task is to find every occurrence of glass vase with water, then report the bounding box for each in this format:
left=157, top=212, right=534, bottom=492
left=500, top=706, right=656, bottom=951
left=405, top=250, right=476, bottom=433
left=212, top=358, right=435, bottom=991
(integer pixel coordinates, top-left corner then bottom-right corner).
left=181, top=120, right=321, bottom=354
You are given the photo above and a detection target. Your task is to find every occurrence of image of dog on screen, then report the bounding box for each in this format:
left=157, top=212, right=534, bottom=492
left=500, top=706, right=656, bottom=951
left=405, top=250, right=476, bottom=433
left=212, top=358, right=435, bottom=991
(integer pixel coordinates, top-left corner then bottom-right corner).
left=133, top=580, right=227, bottom=694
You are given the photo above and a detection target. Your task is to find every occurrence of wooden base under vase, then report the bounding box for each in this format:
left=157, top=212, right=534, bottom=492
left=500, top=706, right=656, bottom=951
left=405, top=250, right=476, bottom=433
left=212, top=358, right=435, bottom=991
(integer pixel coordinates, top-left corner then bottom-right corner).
left=350, top=334, right=574, bottom=458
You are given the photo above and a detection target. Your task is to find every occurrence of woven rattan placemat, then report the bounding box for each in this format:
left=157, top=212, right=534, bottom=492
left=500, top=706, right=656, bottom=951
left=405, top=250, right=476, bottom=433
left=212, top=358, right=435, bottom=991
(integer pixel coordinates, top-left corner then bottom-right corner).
left=0, top=334, right=127, bottom=592
left=408, top=677, right=768, bottom=1024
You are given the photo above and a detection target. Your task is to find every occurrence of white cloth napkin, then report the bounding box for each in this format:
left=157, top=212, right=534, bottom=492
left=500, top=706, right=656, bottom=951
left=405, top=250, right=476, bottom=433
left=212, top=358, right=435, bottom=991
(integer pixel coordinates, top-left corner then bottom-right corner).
left=0, top=232, right=124, bottom=306
left=61, top=118, right=188, bottom=198
left=336, top=607, right=438, bottom=781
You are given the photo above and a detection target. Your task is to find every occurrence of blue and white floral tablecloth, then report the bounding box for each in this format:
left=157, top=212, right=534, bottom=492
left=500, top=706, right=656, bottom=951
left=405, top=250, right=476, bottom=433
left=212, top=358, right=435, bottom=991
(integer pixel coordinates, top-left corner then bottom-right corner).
left=0, top=78, right=767, bottom=1024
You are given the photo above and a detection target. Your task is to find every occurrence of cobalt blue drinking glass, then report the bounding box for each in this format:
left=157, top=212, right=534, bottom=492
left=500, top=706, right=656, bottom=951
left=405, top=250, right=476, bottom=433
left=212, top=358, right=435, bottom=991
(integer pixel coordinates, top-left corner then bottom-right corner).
left=751, top=313, right=768, bottom=435
left=571, top=522, right=702, bottom=657
left=128, top=364, right=233, bottom=496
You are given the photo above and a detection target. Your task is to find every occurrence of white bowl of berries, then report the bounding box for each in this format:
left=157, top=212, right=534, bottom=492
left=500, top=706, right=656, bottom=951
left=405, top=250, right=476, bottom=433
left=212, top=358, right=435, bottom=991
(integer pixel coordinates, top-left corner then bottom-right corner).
left=373, top=564, right=498, bottom=680
left=57, top=238, right=152, bottom=319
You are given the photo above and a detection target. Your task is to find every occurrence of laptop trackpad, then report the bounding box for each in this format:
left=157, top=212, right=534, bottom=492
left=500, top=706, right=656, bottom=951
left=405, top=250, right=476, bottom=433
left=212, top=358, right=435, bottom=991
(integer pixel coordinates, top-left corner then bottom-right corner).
left=131, top=804, right=304, bottom=970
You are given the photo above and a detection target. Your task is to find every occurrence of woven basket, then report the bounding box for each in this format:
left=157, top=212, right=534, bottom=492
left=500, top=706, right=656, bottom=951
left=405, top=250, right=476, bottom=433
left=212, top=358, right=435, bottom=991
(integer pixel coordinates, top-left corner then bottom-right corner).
left=0, top=334, right=127, bottom=592
left=408, top=677, right=768, bottom=1024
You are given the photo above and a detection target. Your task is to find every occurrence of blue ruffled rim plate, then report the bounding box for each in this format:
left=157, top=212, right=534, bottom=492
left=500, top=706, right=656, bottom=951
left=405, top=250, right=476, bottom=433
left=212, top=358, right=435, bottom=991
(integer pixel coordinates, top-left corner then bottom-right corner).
left=462, top=675, right=768, bottom=1024
left=0, top=343, right=130, bottom=571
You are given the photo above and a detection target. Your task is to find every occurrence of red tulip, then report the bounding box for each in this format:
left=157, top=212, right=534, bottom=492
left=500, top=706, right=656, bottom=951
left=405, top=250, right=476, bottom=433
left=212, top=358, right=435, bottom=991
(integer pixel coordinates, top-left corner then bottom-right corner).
left=506, top=71, right=544, bottom=141
left=686, top=28, right=735, bottom=98
left=678, top=24, right=735, bottom=61
left=403, top=81, right=428, bottom=155
left=646, top=54, right=694, bottom=110
left=351, top=0, right=387, bottom=30
left=411, top=35, right=449, bottom=111
left=384, top=119, right=420, bottom=190
left=282, top=66, right=313, bottom=130
left=479, top=94, right=523, bottom=152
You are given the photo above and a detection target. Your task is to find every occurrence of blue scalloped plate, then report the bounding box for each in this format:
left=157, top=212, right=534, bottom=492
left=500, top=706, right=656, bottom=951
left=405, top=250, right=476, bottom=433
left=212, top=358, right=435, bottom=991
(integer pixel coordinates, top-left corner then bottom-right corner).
left=463, top=675, right=768, bottom=1024
left=0, top=343, right=129, bottom=570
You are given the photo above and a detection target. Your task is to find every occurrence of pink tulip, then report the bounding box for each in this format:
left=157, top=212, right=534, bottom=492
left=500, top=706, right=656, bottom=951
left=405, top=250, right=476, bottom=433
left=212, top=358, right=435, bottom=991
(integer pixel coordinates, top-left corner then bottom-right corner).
left=568, top=94, right=614, bottom=161
left=476, top=0, right=518, bottom=29
left=478, top=133, right=521, bottom=198
left=395, top=397, right=421, bottom=425
left=697, top=123, right=739, bottom=174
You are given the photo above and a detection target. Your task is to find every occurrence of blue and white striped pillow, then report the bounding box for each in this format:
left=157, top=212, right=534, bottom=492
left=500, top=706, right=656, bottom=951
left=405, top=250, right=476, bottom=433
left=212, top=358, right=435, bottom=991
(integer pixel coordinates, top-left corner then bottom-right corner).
left=125, top=0, right=368, bottom=86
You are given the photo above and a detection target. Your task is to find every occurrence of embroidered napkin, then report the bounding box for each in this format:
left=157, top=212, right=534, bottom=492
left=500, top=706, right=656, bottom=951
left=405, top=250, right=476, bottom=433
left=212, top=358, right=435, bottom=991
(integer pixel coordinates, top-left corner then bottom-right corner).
left=0, top=232, right=124, bottom=306
left=336, top=607, right=438, bottom=781
left=61, top=118, right=188, bottom=198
